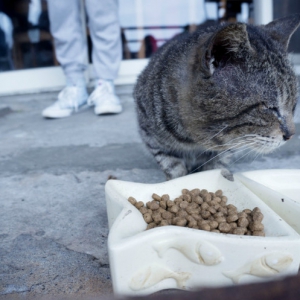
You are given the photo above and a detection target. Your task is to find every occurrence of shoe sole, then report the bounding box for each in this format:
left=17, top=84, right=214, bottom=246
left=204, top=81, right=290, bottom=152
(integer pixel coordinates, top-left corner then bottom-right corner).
left=42, top=104, right=89, bottom=119
left=94, top=105, right=122, bottom=115
left=42, top=111, right=72, bottom=118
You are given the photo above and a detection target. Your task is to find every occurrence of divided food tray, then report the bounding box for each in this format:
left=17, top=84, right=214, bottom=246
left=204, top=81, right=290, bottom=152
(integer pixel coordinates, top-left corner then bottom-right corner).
left=105, top=169, right=300, bottom=295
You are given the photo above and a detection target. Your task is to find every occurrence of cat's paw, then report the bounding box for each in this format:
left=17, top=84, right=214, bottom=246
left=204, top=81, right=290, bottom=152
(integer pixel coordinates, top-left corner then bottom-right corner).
left=221, top=168, right=234, bottom=181
left=165, top=162, right=188, bottom=180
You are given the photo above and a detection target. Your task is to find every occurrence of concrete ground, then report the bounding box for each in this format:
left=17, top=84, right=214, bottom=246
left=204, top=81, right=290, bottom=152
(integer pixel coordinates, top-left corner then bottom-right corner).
left=0, top=85, right=300, bottom=299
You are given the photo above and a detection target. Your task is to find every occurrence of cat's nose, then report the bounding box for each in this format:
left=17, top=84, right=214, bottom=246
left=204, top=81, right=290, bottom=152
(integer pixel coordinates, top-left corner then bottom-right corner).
left=283, top=133, right=294, bottom=141
left=281, top=121, right=295, bottom=141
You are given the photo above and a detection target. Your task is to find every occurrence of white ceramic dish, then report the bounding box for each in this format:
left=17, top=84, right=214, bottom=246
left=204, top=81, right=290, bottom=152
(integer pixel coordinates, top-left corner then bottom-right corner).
left=236, top=169, right=300, bottom=234
left=237, top=169, right=300, bottom=202
left=105, top=169, right=300, bottom=296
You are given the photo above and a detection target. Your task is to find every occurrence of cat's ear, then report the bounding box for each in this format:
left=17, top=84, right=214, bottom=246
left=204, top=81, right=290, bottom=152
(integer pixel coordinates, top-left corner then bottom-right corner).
left=205, top=23, right=253, bottom=75
left=264, top=14, right=300, bottom=51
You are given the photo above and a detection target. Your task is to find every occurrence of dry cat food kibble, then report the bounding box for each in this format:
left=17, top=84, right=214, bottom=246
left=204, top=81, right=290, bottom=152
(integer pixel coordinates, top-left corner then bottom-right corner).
left=128, top=189, right=265, bottom=236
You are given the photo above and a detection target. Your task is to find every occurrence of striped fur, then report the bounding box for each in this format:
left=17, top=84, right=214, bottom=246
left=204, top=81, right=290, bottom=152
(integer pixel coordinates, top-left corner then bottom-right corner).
left=134, top=15, right=300, bottom=180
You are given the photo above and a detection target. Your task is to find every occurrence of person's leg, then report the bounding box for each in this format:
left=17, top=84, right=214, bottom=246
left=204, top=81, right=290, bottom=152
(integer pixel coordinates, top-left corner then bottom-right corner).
left=47, top=0, right=87, bottom=85
left=42, top=0, right=88, bottom=118
left=85, top=0, right=122, bottom=81
left=85, top=0, right=122, bottom=114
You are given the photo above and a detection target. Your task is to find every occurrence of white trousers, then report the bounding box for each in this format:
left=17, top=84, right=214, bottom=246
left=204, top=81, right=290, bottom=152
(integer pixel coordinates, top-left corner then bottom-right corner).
left=47, top=0, right=122, bottom=84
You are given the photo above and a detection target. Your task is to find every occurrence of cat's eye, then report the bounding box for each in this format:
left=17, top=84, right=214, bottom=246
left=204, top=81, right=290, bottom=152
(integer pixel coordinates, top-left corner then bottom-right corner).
left=261, top=103, right=277, bottom=111
left=269, top=107, right=280, bottom=117
left=260, top=104, right=281, bottom=118
left=292, top=103, right=297, bottom=113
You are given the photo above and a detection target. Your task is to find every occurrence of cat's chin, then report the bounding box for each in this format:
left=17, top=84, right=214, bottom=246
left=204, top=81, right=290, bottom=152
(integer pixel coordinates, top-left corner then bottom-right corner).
left=252, top=139, right=286, bottom=154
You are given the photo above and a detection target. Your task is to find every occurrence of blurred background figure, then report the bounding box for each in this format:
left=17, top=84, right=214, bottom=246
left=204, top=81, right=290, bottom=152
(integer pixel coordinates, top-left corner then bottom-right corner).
left=0, top=11, right=14, bottom=71
left=0, top=0, right=299, bottom=98
left=27, top=0, right=42, bottom=45
left=0, top=0, right=55, bottom=71
left=42, top=0, right=122, bottom=118
left=138, top=35, right=157, bottom=58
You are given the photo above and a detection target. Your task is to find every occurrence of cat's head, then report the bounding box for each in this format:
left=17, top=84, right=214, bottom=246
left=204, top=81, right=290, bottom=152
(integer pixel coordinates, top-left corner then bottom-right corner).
left=194, top=14, right=300, bottom=154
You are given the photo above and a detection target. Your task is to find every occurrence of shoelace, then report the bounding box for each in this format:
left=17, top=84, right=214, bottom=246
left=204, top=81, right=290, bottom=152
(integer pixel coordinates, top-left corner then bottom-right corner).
left=87, top=82, right=112, bottom=106
left=57, top=86, right=80, bottom=112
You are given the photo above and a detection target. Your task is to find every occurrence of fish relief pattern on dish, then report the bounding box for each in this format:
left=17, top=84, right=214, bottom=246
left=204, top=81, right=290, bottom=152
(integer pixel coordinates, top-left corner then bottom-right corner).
left=129, top=264, right=191, bottom=291
left=153, top=238, right=224, bottom=265
left=223, top=252, right=293, bottom=283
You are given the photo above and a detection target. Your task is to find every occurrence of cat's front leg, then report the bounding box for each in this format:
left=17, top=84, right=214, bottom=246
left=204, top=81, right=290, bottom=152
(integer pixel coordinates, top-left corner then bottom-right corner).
left=201, top=162, right=234, bottom=181
left=142, top=134, right=188, bottom=180
left=218, top=153, right=234, bottom=181
left=156, top=153, right=188, bottom=180
left=200, top=153, right=234, bottom=181
left=147, top=146, right=188, bottom=179
left=220, top=168, right=234, bottom=181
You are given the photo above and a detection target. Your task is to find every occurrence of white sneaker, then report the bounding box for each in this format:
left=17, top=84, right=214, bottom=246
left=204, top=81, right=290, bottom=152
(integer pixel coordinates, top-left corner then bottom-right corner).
left=42, top=86, right=88, bottom=118
left=87, top=80, right=122, bottom=115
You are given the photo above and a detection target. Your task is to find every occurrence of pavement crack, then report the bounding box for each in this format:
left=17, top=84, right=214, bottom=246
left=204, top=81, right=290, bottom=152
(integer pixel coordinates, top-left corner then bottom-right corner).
left=0, top=107, right=13, bottom=118
left=52, top=275, right=59, bottom=280
left=0, top=285, right=30, bottom=295
left=29, top=279, right=53, bottom=292
left=72, top=173, right=82, bottom=183
left=45, top=237, right=110, bottom=267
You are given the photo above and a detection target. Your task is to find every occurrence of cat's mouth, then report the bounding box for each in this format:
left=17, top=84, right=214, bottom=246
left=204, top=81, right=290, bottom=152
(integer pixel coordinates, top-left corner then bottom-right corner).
left=221, top=134, right=286, bottom=156
left=250, top=136, right=285, bottom=154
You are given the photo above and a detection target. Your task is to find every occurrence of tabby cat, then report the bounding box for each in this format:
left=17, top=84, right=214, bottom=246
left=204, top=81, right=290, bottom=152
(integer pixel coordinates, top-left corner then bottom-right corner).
left=134, top=14, right=300, bottom=180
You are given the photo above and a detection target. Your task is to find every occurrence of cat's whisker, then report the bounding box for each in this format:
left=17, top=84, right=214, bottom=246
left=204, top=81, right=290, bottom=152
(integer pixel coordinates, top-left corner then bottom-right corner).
left=250, top=143, right=268, bottom=164
left=208, top=134, right=254, bottom=148
left=230, top=142, right=257, bottom=156
left=192, top=150, right=233, bottom=173
left=192, top=141, right=254, bottom=173
left=226, top=143, right=257, bottom=165
left=194, top=136, right=258, bottom=172
left=195, top=139, right=250, bottom=161
left=202, top=125, right=228, bottom=145
left=219, top=132, right=258, bottom=144
left=200, top=141, right=246, bottom=154
left=199, top=136, right=255, bottom=156
left=229, top=144, right=258, bottom=167
left=225, top=138, right=257, bottom=147
left=223, top=135, right=258, bottom=145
